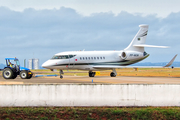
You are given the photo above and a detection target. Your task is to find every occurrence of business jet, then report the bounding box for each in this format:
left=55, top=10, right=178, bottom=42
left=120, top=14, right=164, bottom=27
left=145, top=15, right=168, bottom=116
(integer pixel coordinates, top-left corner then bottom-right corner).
left=42, top=24, right=177, bottom=78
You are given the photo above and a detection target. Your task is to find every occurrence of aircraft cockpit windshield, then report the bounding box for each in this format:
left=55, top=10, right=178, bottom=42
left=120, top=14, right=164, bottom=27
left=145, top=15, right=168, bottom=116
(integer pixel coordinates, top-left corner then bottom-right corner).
left=51, top=55, right=76, bottom=59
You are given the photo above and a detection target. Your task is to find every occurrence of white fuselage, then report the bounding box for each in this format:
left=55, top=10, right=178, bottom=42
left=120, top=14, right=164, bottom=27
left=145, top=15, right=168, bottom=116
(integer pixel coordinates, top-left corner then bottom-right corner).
left=42, top=24, right=168, bottom=78
left=42, top=50, right=148, bottom=71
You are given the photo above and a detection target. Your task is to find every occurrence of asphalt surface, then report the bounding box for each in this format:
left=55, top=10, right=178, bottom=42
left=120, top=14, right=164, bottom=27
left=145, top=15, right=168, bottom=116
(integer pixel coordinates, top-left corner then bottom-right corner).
left=0, top=75, right=180, bottom=84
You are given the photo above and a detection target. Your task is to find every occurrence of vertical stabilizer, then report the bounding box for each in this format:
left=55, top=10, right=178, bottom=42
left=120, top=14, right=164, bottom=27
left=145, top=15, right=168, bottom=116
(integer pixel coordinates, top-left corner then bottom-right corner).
left=124, top=24, right=149, bottom=52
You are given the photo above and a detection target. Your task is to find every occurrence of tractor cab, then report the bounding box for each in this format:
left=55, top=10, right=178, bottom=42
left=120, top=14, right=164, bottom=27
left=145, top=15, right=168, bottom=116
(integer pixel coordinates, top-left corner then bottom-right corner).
left=2, top=58, right=33, bottom=79
left=5, top=58, right=20, bottom=72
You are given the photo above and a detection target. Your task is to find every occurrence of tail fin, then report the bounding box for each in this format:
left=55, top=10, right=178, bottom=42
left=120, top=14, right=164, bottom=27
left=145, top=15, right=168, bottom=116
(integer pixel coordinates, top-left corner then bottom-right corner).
left=124, top=24, right=168, bottom=52
left=124, top=24, right=149, bottom=52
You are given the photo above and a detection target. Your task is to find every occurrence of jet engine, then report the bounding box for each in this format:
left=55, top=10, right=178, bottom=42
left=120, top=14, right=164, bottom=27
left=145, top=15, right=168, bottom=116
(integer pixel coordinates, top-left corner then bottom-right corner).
left=121, top=51, right=127, bottom=60
left=120, top=51, right=143, bottom=60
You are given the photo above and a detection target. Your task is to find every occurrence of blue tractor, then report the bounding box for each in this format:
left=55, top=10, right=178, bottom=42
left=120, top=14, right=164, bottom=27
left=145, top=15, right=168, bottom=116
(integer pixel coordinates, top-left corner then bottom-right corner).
left=2, top=58, right=33, bottom=79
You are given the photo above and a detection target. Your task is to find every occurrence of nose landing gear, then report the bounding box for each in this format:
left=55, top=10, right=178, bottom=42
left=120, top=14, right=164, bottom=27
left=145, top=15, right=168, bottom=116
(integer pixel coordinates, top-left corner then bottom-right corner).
left=60, top=70, right=64, bottom=79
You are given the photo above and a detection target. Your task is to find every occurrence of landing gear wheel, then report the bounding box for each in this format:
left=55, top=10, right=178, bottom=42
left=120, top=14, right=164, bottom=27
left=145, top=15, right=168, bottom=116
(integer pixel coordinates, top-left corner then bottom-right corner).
left=60, top=75, right=63, bottom=79
left=89, top=72, right=96, bottom=77
left=20, top=70, right=28, bottom=79
left=110, top=72, right=116, bottom=77
left=3, top=68, right=14, bottom=79
left=59, top=70, right=64, bottom=79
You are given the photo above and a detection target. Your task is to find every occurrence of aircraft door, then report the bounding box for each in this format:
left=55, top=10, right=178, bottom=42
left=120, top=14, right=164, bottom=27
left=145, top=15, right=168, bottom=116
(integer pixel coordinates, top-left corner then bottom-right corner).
left=68, top=55, right=75, bottom=68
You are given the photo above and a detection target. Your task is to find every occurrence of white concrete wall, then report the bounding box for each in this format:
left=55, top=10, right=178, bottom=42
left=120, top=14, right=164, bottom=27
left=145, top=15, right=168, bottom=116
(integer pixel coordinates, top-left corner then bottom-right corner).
left=0, top=84, right=180, bottom=107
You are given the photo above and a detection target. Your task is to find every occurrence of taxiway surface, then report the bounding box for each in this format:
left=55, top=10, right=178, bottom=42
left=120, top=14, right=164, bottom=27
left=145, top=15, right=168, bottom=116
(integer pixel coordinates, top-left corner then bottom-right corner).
left=0, top=76, right=180, bottom=84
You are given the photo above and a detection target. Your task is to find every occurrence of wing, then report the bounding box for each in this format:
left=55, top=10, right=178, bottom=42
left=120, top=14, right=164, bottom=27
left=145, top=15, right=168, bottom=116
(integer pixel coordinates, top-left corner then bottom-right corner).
left=93, top=54, right=177, bottom=69
left=93, top=65, right=165, bottom=69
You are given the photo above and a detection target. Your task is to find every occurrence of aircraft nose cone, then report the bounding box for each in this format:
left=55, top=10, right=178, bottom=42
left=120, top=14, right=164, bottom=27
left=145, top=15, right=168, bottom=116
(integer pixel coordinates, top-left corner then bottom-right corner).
left=42, top=61, right=50, bottom=68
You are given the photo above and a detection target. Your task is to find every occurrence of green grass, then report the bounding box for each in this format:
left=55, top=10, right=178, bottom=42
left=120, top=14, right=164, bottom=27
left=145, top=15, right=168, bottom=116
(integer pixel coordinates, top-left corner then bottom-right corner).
left=0, top=107, right=180, bottom=119
left=30, top=68, right=180, bottom=77
left=1, top=68, right=180, bottom=77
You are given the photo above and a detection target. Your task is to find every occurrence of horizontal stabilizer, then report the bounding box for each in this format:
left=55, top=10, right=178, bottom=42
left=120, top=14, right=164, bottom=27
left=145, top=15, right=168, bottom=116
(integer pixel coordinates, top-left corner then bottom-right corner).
left=133, top=44, right=169, bottom=48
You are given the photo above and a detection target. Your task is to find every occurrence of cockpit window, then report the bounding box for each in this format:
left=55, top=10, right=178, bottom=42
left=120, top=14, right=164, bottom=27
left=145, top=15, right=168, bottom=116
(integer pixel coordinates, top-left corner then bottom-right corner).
left=51, top=55, right=76, bottom=59
left=69, top=55, right=75, bottom=58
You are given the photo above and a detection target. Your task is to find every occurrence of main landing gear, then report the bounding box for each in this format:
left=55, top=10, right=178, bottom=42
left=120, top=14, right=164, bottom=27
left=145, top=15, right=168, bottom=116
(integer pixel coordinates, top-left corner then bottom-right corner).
left=60, top=70, right=64, bottom=79
left=89, top=69, right=117, bottom=77
left=89, top=71, right=96, bottom=77
left=110, top=69, right=117, bottom=77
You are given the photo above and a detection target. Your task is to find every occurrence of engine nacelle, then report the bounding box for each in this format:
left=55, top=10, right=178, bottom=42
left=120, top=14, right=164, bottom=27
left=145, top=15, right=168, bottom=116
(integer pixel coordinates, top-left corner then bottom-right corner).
left=120, top=51, right=144, bottom=60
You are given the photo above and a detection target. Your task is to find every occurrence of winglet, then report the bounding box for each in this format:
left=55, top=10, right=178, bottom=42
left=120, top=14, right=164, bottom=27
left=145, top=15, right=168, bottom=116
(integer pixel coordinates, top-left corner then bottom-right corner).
left=164, top=54, right=178, bottom=67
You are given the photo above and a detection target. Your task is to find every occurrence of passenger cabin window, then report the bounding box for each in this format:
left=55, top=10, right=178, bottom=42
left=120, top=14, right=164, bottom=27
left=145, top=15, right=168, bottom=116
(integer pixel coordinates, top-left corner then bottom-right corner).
left=51, top=55, right=76, bottom=59
left=79, top=57, right=105, bottom=60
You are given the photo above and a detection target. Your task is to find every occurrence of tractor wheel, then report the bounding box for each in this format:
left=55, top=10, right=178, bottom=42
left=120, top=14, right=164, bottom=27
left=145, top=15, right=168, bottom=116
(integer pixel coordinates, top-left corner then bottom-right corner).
left=27, top=74, right=32, bottom=79
left=20, top=70, right=28, bottom=79
left=2, top=68, right=14, bottom=79
left=12, top=73, right=17, bottom=79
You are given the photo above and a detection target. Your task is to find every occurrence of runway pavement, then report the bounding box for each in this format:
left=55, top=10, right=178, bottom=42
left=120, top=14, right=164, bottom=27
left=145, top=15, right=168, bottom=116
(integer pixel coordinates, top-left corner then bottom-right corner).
left=0, top=75, right=180, bottom=84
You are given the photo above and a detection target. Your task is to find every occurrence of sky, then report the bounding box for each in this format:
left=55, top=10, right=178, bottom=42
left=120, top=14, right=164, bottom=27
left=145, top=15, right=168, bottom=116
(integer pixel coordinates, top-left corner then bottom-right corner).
left=0, top=0, right=180, bottom=66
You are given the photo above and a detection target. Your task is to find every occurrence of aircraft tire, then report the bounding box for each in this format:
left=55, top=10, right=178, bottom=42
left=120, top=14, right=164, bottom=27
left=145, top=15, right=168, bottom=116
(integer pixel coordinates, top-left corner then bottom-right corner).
left=89, top=72, right=92, bottom=77
left=110, top=72, right=116, bottom=77
left=89, top=72, right=95, bottom=77
left=60, top=75, right=63, bottom=79
left=92, top=72, right=96, bottom=77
